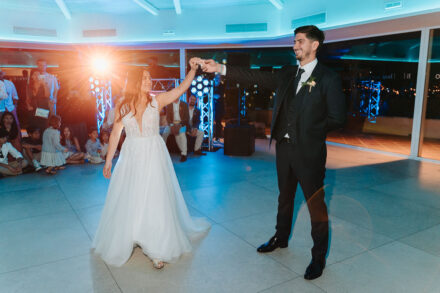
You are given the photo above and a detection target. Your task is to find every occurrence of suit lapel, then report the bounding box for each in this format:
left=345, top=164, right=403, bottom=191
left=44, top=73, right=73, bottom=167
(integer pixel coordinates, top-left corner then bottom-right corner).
left=298, top=63, right=324, bottom=112
left=273, top=66, right=297, bottom=122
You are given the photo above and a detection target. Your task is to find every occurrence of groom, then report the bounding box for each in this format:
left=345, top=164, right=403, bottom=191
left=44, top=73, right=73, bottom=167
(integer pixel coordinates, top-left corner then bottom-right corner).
left=203, top=25, right=346, bottom=280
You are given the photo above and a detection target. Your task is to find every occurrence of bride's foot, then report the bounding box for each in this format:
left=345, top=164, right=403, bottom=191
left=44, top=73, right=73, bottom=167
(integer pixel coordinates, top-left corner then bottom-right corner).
left=152, top=259, right=164, bottom=269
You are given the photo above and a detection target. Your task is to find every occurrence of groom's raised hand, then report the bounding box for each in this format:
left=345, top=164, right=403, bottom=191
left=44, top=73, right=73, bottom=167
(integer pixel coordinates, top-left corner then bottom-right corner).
left=202, top=59, right=221, bottom=73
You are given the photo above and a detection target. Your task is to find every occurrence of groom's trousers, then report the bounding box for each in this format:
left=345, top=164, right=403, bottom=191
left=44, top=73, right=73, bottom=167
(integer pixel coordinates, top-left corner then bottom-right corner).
left=274, top=139, right=329, bottom=261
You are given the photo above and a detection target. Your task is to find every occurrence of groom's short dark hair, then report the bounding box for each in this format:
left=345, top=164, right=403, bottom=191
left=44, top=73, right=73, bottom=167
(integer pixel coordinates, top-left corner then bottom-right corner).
left=294, top=25, right=325, bottom=49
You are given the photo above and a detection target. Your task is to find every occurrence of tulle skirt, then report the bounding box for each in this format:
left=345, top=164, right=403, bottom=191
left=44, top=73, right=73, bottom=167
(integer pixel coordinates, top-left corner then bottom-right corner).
left=40, top=151, right=66, bottom=167
left=92, top=135, right=210, bottom=266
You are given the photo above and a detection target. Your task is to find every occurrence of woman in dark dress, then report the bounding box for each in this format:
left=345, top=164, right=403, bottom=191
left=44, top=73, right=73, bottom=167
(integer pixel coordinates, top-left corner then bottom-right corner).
left=28, top=69, right=50, bottom=131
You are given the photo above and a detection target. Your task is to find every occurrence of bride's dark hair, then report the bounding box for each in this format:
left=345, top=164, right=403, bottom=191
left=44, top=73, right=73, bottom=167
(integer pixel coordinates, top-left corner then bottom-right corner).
left=116, top=67, right=153, bottom=122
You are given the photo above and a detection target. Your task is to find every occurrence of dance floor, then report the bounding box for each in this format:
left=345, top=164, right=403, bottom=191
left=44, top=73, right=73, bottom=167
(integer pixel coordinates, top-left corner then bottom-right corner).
left=1, top=139, right=440, bottom=293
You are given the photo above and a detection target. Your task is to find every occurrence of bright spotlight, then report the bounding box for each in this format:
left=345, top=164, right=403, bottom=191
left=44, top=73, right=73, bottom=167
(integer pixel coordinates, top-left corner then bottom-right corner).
left=92, top=57, right=110, bottom=74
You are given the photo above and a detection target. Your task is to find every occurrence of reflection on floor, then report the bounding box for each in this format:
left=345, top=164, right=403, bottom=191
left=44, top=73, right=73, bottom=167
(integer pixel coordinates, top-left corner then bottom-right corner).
left=1, top=139, right=440, bottom=292
left=328, top=131, right=440, bottom=161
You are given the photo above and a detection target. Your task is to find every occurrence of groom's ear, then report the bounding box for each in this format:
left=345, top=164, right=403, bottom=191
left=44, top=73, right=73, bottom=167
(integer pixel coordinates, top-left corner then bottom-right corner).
left=312, top=40, right=320, bottom=52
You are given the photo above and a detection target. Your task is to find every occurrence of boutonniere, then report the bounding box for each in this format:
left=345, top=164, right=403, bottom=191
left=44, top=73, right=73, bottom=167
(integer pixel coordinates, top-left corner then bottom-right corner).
left=301, top=76, right=317, bottom=93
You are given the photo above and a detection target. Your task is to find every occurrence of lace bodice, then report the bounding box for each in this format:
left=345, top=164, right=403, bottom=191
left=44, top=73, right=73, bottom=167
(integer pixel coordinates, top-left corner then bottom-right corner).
left=122, top=96, right=160, bottom=137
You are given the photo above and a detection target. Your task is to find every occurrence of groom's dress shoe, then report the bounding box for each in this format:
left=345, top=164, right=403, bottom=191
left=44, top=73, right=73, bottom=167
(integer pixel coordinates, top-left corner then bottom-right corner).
left=257, top=236, right=288, bottom=253
left=304, top=259, right=326, bottom=280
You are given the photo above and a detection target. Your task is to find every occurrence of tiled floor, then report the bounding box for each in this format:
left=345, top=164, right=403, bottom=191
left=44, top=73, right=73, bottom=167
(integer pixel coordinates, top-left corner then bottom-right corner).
left=1, top=139, right=440, bottom=293
left=327, top=131, right=440, bottom=161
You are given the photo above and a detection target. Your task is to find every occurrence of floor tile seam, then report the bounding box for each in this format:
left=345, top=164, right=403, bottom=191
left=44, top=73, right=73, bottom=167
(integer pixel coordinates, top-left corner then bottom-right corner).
left=360, top=187, right=440, bottom=212
left=0, top=252, right=91, bottom=276
left=0, top=182, right=59, bottom=195
left=327, top=214, right=394, bottom=240
left=102, top=262, right=123, bottom=293
left=186, top=203, right=220, bottom=225
left=55, top=177, right=95, bottom=242
left=324, top=238, right=398, bottom=269
left=254, top=275, right=311, bottom=293
left=393, top=222, right=440, bottom=258
left=367, top=187, right=440, bottom=211
left=218, top=210, right=276, bottom=225
left=219, top=224, right=298, bottom=274
left=216, top=210, right=277, bottom=225
left=329, top=184, right=440, bottom=213
left=0, top=209, right=75, bottom=225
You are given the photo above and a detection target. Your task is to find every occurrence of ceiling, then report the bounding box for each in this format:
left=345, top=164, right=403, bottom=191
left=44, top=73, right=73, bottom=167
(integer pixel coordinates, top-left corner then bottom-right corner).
left=0, top=0, right=439, bottom=44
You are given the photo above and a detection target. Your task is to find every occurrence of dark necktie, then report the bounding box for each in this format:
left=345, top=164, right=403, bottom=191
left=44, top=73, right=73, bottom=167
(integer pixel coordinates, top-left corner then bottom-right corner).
left=293, top=68, right=305, bottom=95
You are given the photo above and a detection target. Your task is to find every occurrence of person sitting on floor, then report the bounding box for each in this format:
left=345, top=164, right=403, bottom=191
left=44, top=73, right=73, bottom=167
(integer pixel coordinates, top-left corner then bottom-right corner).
left=0, top=111, right=22, bottom=153
left=22, top=126, right=43, bottom=171
left=61, top=126, right=85, bottom=164
left=41, top=115, right=68, bottom=175
left=100, top=130, right=110, bottom=159
left=85, top=128, right=104, bottom=164
left=0, top=128, right=28, bottom=176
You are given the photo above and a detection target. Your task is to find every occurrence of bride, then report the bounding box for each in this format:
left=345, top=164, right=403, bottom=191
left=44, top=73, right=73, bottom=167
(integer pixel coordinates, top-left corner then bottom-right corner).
left=92, top=58, right=210, bottom=269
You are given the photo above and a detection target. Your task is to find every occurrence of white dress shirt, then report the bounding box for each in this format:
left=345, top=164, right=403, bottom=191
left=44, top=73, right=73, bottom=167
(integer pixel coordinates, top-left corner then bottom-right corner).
left=296, top=59, right=318, bottom=94
left=0, top=80, right=19, bottom=112
left=189, top=107, right=195, bottom=127
left=173, top=101, right=181, bottom=123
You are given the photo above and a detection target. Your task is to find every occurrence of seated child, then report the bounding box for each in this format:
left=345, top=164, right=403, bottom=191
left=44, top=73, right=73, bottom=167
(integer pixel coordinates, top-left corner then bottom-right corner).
left=85, top=128, right=104, bottom=164
left=0, top=128, right=28, bottom=176
left=22, top=127, right=43, bottom=171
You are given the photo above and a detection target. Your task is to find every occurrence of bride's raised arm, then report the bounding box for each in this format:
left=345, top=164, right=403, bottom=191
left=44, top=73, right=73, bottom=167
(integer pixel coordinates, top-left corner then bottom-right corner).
left=156, top=57, right=202, bottom=110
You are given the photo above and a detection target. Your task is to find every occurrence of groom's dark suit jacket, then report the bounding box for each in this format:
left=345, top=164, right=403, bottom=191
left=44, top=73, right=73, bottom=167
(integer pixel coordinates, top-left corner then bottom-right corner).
left=226, top=63, right=346, bottom=168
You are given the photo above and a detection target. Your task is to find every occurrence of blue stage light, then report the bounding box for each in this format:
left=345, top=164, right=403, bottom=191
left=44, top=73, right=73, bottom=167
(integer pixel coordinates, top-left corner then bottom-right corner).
left=89, top=77, right=94, bottom=83
left=191, top=87, right=197, bottom=94
left=91, top=84, right=94, bottom=89
left=196, top=76, right=203, bottom=82
left=203, top=79, right=209, bottom=86
left=197, top=91, right=203, bottom=97
left=197, top=84, right=203, bottom=90
left=94, top=80, right=99, bottom=85
left=191, top=80, right=197, bottom=86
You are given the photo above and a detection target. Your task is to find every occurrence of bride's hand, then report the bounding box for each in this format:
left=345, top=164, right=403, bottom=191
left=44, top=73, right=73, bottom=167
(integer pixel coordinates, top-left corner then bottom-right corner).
left=189, top=57, right=203, bottom=71
left=103, top=161, right=112, bottom=179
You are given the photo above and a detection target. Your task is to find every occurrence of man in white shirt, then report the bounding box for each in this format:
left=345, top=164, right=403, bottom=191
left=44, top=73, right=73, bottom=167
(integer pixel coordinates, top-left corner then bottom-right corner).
left=37, top=59, right=59, bottom=115
left=0, top=128, right=28, bottom=176
left=163, top=99, right=190, bottom=162
left=0, top=70, right=20, bottom=126
left=188, top=95, right=206, bottom=156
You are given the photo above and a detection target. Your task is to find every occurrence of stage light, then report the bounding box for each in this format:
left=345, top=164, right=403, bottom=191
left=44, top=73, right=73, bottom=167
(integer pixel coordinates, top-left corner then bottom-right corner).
left=191, top=80, right=197, bottom=86
left=89, top=77, right=94, bottom=83
left=197, top=91, right=203, bottom=97
left=191, top=87, right=197, bottom=94
left=92, top=57, right=110, bottom=74
left=90, top=84, right=94, bottom=89
left=203, top=79, right=209, bottom=86
left=197, top=84, right=203, bottom=90
left=196, top=76, right=203, bottom=82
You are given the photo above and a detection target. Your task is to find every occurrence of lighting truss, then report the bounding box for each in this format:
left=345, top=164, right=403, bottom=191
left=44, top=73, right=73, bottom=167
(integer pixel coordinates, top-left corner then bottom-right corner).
left=89, top=77, right=112, bottom=133
left=190, top=76, right=214, bottom=150
left=359, top=80, right=381, bottom=123
left=151, top=78, right=182, bottom=99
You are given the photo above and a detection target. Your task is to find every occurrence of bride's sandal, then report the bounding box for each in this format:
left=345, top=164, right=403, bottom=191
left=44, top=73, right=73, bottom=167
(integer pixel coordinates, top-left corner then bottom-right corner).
left=152, top=259, right=164, bottom=269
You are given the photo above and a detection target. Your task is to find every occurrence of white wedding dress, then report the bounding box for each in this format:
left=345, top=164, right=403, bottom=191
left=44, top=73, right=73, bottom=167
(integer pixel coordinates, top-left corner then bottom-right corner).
left=92, top=96, right=210, bottom=267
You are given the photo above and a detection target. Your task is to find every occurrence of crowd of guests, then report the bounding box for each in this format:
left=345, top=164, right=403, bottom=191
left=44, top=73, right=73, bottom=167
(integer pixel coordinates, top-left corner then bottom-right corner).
left=0, top=56, right=211, bottom=177
left=0, top=59, right=112, bottom=177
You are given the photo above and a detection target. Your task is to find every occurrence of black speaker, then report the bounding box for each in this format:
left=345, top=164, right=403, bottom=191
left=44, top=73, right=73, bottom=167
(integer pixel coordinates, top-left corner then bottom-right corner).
left=224, top=124, right=255, bottom=156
